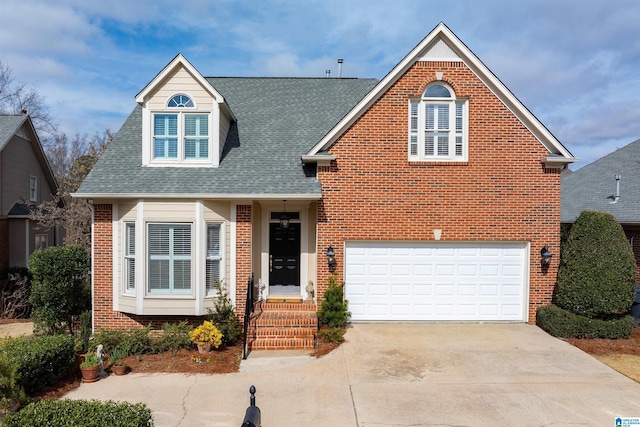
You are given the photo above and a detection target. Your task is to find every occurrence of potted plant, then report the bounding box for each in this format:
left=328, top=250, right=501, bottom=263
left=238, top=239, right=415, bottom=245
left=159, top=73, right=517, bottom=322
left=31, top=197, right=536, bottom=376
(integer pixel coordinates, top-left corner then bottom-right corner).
left=189, top=320, right=223, bottom=353
left=80, top=352, right=100, bottom=382
left=108, top=347, right=129, bottom=375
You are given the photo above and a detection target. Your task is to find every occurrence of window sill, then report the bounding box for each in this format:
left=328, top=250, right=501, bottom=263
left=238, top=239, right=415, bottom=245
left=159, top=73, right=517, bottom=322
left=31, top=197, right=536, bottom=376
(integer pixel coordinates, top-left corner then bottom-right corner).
left=408, top=161, right=469, bottom=166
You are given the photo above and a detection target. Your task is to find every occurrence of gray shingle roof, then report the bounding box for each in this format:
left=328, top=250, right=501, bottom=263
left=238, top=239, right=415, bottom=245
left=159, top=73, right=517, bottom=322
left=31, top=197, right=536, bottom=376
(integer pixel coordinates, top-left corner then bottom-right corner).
left=0, top=114, right=27, bottom=151
left=77, top=77, right=377, bottom=197
left=561, top=139, right=640, bottom=224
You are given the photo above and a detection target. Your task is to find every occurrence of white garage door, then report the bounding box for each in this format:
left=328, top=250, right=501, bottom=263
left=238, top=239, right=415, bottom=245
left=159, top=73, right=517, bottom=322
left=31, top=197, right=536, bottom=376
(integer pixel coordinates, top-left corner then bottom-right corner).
left=345, top=242, right=528, bottom=321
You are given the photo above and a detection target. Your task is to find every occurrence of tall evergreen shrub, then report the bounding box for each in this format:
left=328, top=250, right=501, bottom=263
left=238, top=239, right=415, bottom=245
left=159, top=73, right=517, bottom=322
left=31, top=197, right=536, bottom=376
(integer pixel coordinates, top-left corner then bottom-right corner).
left=556, top=210, right=636, bottom=319
left=317, top=275, right=350, bottom=328
left=29, top=245, right=90, bottom=335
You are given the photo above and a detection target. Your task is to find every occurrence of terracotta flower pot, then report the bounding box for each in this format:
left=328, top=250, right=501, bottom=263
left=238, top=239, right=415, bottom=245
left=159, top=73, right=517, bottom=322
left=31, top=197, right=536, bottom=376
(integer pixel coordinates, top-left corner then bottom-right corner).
left=80, top=365, right=100, bottom=382
left=112, top=364, right=128, bottom=375
left=197, top=344, right=212, bottom=354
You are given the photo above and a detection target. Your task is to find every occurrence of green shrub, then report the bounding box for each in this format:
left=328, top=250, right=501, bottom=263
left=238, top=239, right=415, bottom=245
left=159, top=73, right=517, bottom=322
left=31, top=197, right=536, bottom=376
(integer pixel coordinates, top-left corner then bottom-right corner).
left=0, top=353, right=25, bottom=406
left=318, top=327, right=345, bottom=343
left=0, top=335, right=75, bottom=395
left=557, top=210, right=636, bottom=319
left=153, top=321, right=193, bottom=355
left=89, top=325, right=153, bottom=356
left=537, top=304, right=634, bottom=339
left=317, top=275, right=350, bottom=328
left=3, top=399, right=154, bottom=427
left=206, top=281, right=241, bottom=346
left=29, top=245, right=90, bottom=335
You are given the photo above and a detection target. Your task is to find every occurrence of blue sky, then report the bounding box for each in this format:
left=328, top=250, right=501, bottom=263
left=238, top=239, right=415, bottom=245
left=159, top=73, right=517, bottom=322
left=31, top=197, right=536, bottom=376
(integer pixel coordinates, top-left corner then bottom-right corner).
left=1, top=0, right=639, bottom=168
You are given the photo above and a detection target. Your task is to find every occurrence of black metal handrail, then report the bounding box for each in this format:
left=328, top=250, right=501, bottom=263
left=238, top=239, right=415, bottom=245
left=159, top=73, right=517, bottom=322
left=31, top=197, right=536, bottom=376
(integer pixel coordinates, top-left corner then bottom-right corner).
left=242, top=273, right=255, bottom=360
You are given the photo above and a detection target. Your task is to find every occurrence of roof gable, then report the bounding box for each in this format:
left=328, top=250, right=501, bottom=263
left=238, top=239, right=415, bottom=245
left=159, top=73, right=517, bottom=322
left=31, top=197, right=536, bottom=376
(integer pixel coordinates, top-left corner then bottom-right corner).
left=135, top=54, right=236, bottom=121
left=0, top=114, right=58, bottom=193
left=306, top=22, right=576, bottom=166
left=0, top=114, right=28, bottom=151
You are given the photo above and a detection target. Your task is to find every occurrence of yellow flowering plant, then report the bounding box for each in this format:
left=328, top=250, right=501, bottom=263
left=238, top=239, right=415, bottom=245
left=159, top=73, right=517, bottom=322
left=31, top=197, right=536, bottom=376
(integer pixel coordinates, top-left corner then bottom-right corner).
left=189, top=321, right=223, bottom=349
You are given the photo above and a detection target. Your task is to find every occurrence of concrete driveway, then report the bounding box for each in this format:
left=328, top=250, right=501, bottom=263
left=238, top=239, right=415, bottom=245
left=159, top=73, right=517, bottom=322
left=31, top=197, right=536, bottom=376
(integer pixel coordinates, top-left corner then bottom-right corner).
left=65, top=323, right=640, bottom=426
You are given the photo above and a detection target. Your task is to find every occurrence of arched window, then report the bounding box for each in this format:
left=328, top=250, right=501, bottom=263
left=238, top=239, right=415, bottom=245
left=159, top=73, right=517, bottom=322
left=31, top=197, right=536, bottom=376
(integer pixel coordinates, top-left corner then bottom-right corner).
left=409, top=83, right=467, bottom=161
left=167, top=94, right=194, bottom=108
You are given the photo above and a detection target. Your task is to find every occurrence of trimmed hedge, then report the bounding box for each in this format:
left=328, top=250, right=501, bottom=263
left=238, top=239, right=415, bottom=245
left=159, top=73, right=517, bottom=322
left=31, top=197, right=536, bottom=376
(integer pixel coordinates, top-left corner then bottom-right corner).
left=537, top=304, right=634, bottom=339
left=556, top=210, right=636, bottom=318
left=0, top=335, right=75, bottom=394
left=3, top=399, right=153, bottom=427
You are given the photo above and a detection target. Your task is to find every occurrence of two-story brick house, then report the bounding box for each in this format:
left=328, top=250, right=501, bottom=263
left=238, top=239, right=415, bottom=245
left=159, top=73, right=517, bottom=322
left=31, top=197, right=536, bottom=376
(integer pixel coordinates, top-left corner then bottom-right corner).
left=75, top=23, right=576, bottom=349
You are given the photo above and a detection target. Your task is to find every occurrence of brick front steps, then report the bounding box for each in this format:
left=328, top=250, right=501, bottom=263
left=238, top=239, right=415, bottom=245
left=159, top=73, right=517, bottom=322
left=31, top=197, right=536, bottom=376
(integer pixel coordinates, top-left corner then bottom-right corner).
left=247, top=301, right=317, bottom=350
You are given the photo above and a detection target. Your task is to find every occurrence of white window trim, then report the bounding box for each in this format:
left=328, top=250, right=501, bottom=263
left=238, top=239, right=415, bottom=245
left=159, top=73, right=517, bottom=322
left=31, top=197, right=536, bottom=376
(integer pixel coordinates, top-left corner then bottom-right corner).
left=205, top=222, right=225, bottom=296
left=408, top=84, right=468, bottom=162
left=146, top=222, right=194, bottom=296
left=123, top=222, right=136, bottom=294
left=151, top=111, right=211, bottom=164
left=29, top=176, right=37, bottom=202
left=141, top=93, right=214, bottom=167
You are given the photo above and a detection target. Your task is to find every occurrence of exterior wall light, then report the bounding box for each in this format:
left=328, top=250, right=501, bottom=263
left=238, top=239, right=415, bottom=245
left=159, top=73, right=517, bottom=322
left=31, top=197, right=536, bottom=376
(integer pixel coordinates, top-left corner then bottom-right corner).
left=326, top=245, right=336, bottom=269
left=279, top=200, right=289, bottom=229
left=540, top=246, right=553, bottom=266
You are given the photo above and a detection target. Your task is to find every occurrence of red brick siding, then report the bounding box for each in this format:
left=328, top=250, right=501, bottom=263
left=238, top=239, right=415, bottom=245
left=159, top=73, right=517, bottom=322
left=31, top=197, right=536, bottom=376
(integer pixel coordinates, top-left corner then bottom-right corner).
left=235, top=205, right=252, bottom=320
left=93, top=203, right=255, bottom=330
left=317, top=61, right=561, bottom=323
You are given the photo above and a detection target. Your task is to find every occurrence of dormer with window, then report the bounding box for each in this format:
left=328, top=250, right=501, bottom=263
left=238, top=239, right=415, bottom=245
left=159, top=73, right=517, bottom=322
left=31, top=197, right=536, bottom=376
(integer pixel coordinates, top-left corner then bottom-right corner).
left=409, top=83, right=468, bottom=162
left=136, top=54, right=236, bottom=168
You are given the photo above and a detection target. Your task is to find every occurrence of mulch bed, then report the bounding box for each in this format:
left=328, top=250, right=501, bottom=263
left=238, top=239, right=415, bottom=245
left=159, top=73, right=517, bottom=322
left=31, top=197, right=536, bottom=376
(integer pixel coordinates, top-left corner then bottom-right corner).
left=568, top=327, right=640, bottom=356
left=24, top=327, right=346, bottom=400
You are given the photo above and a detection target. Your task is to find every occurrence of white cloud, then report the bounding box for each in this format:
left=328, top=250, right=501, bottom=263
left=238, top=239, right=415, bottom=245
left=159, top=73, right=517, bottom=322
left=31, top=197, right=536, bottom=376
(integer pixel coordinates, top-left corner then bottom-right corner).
left=0, top=0, right=638, bottom=170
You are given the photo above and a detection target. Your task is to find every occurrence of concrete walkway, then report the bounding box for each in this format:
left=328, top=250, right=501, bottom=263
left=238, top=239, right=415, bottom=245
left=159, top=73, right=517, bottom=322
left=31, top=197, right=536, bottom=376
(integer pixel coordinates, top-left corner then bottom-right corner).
left=0, top=321, right=33, bottom=338
left=64, top=323, right=640, bottom=426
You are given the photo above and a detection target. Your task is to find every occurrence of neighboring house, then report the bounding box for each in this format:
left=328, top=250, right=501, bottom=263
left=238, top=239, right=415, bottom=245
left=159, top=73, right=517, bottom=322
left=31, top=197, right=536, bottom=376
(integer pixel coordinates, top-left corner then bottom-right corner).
left=0, top=113, right=60, bottom=270
left=561, top=138, right=640, bottom=282
left=75, top=23, right=576, bottom=349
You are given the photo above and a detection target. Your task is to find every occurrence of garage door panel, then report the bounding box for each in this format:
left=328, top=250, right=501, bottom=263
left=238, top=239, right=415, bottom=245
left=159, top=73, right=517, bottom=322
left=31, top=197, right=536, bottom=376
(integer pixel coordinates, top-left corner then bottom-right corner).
left=391, top=284, right=410, bottom=296
left=345, top=242, right=527, bottom=321
left=413, top=284, right=432, bottom=295
left=370, top=284, right=388, bottom=295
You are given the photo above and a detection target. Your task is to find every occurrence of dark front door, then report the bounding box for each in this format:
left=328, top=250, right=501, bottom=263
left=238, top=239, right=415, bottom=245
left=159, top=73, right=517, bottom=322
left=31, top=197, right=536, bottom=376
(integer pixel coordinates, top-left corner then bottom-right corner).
left=269, top=222, right=300, bottom=287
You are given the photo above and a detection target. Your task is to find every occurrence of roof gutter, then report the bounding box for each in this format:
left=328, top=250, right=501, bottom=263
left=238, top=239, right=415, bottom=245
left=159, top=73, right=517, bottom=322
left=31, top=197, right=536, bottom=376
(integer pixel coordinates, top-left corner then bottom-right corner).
left=301, top=154, right=336, bottom=166
left=71, top=192, right=323, bottom=201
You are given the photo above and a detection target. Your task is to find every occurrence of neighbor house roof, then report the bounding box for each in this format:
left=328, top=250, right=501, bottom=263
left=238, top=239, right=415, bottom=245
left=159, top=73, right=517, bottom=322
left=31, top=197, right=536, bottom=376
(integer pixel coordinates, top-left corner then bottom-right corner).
left=0, top=114, right=30, bottom=151
left=0, top=114, right=58, bottom=193
left=561, top=139, right=640, bottom=224
left=75, top=77, right=377, bottom=199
